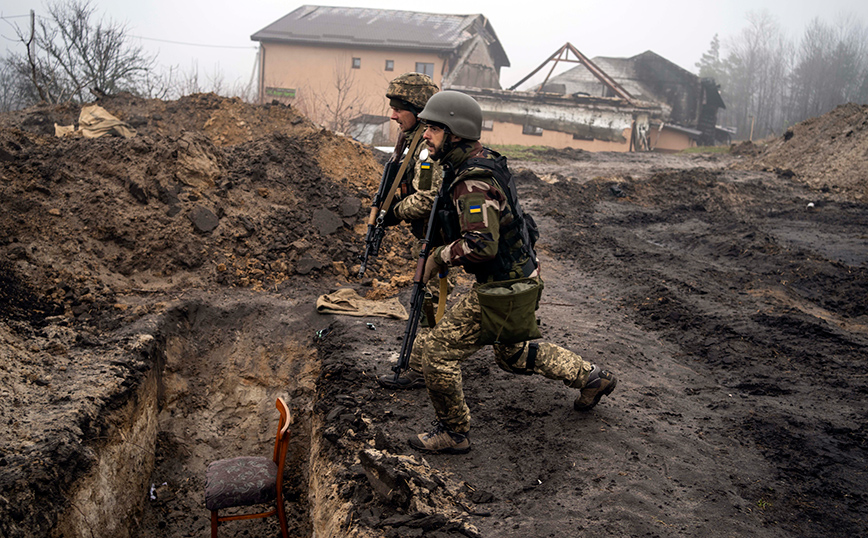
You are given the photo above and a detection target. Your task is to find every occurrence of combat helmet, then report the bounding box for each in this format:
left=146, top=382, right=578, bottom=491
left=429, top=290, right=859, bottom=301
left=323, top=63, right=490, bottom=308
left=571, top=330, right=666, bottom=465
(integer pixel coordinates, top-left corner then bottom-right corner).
left=418, top=90, right=483, bottom=140
left=386, top=73, right=439, bottom=115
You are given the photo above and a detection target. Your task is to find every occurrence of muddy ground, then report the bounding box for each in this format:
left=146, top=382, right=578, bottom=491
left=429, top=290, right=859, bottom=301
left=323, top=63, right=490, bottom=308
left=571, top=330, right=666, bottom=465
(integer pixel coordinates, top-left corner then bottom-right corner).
left=0, top=95, right=866, bottom=538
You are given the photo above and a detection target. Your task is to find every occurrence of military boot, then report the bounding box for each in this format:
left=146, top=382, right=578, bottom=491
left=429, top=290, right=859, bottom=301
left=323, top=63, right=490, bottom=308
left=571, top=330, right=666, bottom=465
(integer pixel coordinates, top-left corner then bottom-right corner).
left=574, top=365, right=617, bottom=411
left=408, top=421, right=471, bottom=454
left=378, top=368, right=425, bottom=390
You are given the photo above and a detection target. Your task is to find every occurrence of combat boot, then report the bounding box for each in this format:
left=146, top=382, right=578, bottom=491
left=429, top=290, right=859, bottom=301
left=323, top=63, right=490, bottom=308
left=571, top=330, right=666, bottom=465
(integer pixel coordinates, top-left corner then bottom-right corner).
left=378, top=368, right=425, bottom=389
left=574, top=365, right=617, bottom=411
left=409, top=421, right=471, bottom=454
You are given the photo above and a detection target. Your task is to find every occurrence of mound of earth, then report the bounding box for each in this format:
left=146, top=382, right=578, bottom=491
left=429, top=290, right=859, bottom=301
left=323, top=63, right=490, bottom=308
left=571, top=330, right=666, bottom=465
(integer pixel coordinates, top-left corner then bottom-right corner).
left=736, top=102, right=868, bottom=200
left=1, top=94, right=867, bottom=538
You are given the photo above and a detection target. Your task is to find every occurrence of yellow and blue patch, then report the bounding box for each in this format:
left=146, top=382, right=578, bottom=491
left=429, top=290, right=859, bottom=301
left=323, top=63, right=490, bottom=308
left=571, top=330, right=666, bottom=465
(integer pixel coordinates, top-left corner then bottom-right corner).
left=421, top=162, right=432, bottom=170
left=469, top=204, right=482, bottom=214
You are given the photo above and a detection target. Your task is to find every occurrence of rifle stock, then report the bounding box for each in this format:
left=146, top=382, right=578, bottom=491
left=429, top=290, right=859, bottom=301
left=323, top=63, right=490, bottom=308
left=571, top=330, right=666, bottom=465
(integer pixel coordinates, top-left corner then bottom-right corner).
left=393, top=189, right=442, bottom=382
left=358, top=159, right=399, bottom=278
left=357, top=129, right=425, bottom=279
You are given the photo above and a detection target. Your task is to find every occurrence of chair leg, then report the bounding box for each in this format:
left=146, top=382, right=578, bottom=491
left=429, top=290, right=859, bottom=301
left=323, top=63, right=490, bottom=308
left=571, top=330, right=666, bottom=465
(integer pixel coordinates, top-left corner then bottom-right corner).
left=277, top=492, right=289, bottom=538
left=211, top=511, right=218, bottom=538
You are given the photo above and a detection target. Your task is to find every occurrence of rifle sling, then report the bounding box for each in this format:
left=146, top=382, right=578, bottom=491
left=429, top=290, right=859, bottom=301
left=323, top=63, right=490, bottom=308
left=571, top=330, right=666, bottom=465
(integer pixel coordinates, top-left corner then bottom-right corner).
left=378, top=127, right=424, bottom=222
left=436, top=275, right=448, bottom=324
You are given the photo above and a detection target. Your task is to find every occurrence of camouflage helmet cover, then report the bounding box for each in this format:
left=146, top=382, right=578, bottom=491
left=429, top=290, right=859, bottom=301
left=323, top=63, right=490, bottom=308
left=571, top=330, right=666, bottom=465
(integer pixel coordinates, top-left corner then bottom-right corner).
left=386, top=72, right=439, bottom=113
left=417, top=90, right=483, bottom=140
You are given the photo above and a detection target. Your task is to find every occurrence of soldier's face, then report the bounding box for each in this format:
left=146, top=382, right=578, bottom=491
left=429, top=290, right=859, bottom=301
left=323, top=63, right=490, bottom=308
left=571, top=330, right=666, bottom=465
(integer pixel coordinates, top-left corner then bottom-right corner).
left=390, top=107, right=417, bottom=132
left=423, top=123, right=456, bottom=160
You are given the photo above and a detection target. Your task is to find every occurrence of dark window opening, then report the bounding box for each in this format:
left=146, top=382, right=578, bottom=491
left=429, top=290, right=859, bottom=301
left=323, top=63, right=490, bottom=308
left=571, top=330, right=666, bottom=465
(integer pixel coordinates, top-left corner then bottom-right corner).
left=522, top=124, right=543, bottom=136
left=415, top=62, right=434, bottom=78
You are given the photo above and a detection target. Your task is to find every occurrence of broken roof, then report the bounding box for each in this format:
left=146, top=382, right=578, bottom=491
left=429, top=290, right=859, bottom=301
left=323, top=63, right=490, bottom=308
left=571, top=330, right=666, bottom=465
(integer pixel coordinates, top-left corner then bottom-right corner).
left=251, top=5, right=509, bottom=67
left=546, top=54, right=658, bottom=101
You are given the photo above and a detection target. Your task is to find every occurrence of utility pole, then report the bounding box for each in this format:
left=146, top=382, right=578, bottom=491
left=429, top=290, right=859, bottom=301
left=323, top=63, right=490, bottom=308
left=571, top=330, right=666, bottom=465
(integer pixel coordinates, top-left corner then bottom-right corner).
left=27, top=9, right=48, bottom=102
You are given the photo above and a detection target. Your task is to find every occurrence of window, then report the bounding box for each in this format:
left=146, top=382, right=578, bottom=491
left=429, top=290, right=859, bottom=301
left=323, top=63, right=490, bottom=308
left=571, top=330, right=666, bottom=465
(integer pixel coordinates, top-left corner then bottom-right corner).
left=352, top=57, right=361, bottom=69
left=481, top=119, right=494, bottom=131
left=522, top=123, right=543, bottom=136
left=385, top=59, right=394, bottom=71
left=415, top=62, right=434, bottom=78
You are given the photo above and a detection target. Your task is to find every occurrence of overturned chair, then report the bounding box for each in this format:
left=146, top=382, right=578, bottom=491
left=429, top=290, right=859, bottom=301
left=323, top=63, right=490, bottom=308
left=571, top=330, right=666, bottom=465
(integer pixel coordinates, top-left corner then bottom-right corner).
left=204, top=397, right=291, bottom=538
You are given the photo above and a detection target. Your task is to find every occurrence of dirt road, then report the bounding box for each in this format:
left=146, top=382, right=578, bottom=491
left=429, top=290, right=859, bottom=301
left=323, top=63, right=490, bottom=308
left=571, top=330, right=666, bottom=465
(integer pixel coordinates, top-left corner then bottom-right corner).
left=312, top=151, right=867, bottom=538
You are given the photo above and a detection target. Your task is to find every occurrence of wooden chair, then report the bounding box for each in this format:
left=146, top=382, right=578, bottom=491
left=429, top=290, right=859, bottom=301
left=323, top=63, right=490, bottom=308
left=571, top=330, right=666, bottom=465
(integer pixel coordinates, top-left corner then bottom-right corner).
left=204, top=398, right=291, bottom=538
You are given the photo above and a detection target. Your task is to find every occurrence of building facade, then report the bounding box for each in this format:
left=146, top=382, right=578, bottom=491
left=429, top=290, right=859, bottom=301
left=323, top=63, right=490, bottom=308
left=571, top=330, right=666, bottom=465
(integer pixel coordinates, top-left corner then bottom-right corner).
left=251, top=5, right=508, bottom=144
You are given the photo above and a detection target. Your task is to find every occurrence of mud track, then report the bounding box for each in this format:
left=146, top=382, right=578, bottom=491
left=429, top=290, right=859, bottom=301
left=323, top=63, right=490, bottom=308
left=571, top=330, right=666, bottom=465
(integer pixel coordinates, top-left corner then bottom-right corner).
left=313, top=154, right=867, bottom=538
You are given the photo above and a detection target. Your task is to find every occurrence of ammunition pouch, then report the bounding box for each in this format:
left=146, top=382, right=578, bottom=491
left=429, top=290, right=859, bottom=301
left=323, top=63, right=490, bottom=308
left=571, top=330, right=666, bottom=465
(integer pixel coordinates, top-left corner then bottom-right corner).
left=476, top=278, right=543, bottom=345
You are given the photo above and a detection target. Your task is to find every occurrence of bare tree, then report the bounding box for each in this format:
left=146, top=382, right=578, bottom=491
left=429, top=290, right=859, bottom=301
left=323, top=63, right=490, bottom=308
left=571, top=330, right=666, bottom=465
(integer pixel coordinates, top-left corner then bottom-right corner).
left=719, top=11, right=791, bottom=140
left=298, top=57, right=373, bottom=133
left=786, top=16, right=868, bottom=126
left=0, top=61, right=26, bottom=112
left=5, top=0, right=160, bottom=105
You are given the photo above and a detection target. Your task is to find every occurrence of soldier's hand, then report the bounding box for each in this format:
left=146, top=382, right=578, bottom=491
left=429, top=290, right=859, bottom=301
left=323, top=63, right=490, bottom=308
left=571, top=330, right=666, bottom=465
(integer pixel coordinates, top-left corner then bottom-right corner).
left=382, top=199, right=402, bottom=227
left=422, top=254, right=443, bottom=284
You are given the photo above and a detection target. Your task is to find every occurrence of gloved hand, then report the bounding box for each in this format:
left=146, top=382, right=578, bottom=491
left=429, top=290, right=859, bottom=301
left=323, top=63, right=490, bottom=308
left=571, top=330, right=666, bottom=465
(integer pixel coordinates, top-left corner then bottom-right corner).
left=381, top=197, right=403, bottom=227
left=422, top=251, right=444, bottom=284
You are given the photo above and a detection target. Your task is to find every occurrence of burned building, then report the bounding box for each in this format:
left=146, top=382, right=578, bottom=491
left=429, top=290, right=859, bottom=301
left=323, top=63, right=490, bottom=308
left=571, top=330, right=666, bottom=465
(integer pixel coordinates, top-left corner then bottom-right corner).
left=499, top=46, right=727, bottom=151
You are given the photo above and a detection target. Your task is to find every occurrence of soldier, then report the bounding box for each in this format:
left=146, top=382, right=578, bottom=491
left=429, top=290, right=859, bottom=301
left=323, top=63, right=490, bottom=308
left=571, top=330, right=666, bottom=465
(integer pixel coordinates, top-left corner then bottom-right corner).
left=376, top=73, right=446, bottom=390
left=407, top=91, right=619, bottom=454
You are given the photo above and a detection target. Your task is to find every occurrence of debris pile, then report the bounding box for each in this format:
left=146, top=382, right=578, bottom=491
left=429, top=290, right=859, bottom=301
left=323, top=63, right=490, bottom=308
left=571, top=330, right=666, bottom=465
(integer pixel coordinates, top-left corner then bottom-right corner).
left=740, top=102, right=868, bottom=199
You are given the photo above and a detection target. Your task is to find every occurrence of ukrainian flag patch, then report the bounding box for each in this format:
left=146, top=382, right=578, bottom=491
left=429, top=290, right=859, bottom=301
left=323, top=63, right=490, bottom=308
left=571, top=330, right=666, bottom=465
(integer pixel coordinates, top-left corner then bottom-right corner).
left=421, top=162, right=431, bottom=170
left=469, top=204, right=482, bottom=214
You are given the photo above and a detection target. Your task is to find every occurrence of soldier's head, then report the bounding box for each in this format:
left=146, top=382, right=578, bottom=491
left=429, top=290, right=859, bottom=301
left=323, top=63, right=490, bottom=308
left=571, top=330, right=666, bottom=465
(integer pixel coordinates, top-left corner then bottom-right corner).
left=386, top=72, right=439, bottom=132
left=418, top=90, right=483, bottom=160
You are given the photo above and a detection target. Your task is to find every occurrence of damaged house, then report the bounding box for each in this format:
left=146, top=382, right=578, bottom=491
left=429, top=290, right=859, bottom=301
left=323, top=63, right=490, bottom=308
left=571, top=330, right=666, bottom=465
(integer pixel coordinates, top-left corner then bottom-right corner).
left=252, top=9, right=724, bottom=152
left=251, top=5, right=509, bottom=145
left=462, top=44, right=726, bottom=152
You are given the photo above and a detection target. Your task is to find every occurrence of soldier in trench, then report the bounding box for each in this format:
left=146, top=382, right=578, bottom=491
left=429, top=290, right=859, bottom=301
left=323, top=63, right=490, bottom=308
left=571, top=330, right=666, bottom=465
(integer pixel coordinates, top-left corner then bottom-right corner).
left=406, top=90, right=618, bottom=454
left=375, top=72, right=452, bottom=390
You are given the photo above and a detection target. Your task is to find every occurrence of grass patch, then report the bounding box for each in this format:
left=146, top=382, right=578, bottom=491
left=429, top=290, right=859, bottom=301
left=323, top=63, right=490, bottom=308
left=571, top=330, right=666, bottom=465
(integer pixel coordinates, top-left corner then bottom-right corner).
left=756, top=498, right=772, bottom=510
left=488, top=144, right=553, bottom=162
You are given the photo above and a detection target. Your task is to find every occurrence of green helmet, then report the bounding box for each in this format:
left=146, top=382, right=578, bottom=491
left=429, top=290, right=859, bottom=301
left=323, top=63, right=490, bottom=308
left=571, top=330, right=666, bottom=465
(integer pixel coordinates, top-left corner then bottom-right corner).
left=386, top=73, right=439, bottom=114
left=418, top=90, right=483, bottom=140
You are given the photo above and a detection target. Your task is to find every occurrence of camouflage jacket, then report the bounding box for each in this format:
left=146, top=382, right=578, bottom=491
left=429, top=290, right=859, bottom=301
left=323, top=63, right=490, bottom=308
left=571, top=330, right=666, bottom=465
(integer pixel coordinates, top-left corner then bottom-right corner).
left=393, top=122, right=443, bottom=224
left=429, top=141, right=538, bottom=282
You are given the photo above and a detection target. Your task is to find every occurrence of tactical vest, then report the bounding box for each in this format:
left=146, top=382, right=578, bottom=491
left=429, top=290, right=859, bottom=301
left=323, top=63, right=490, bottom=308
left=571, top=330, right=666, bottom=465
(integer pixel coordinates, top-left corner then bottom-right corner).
left=438, top=150, right=539, bottom=282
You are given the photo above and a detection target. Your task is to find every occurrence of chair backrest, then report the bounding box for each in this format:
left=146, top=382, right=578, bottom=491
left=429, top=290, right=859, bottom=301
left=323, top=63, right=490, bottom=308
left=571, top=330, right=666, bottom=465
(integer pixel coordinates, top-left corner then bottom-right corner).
left=272, top=398, right=291, bottom=490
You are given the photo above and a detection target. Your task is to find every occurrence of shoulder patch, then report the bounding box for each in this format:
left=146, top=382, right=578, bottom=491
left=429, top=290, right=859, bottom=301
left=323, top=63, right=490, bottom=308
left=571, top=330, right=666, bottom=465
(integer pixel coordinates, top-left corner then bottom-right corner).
left=459, top=193, right=487, bottom=224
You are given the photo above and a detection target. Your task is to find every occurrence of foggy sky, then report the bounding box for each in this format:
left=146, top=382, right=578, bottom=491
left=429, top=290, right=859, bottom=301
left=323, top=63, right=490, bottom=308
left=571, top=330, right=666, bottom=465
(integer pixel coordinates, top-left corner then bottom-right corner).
left=3, top=0, right=868, bottom=92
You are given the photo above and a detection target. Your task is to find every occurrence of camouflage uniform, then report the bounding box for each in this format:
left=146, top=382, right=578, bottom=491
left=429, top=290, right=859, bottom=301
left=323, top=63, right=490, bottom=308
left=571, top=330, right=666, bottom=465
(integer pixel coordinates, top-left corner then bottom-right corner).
left=391, top=121, right=448, bottom=372
left=379, top=73, right=450, bottom=380
left=392, top=121, right=443, bottom=229
left=412, top=141, right=595, bottom=434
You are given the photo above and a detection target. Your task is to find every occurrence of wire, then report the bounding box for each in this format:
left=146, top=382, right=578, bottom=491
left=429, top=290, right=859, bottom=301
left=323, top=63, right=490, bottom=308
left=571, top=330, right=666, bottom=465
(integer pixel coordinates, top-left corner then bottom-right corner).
left=129, top=34, right=256, bottom=50
left=1, top=14, right=255, bottom=50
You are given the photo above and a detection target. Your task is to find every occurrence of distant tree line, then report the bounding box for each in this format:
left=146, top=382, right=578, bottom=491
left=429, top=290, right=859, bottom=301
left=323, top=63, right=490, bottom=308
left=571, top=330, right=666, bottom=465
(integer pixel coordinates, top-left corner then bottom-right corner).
left=0, top=0, right=255, bottom=113
left=697, top=11, right=868, bottom=141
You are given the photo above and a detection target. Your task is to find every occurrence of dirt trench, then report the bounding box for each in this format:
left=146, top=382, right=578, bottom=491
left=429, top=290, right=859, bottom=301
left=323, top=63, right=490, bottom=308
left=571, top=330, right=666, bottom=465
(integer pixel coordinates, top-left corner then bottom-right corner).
left=2, top=96, right=868, bottom=538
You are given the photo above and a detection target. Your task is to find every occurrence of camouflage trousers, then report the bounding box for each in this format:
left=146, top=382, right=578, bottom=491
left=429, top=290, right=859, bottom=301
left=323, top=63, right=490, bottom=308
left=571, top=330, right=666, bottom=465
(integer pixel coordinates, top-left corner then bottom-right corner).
left=406, top=238, right=457, bottom=373
left=410, top=279, right=594, bottom=433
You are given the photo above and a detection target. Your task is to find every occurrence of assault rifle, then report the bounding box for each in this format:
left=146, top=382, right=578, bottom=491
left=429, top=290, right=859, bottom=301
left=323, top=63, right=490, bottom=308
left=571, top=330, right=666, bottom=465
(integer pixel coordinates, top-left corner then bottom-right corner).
left=357, top=129, right=423, bottom=278
left=358, top=159, right=399, bottom=278
left=392, top=187, right=443, bottom=383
